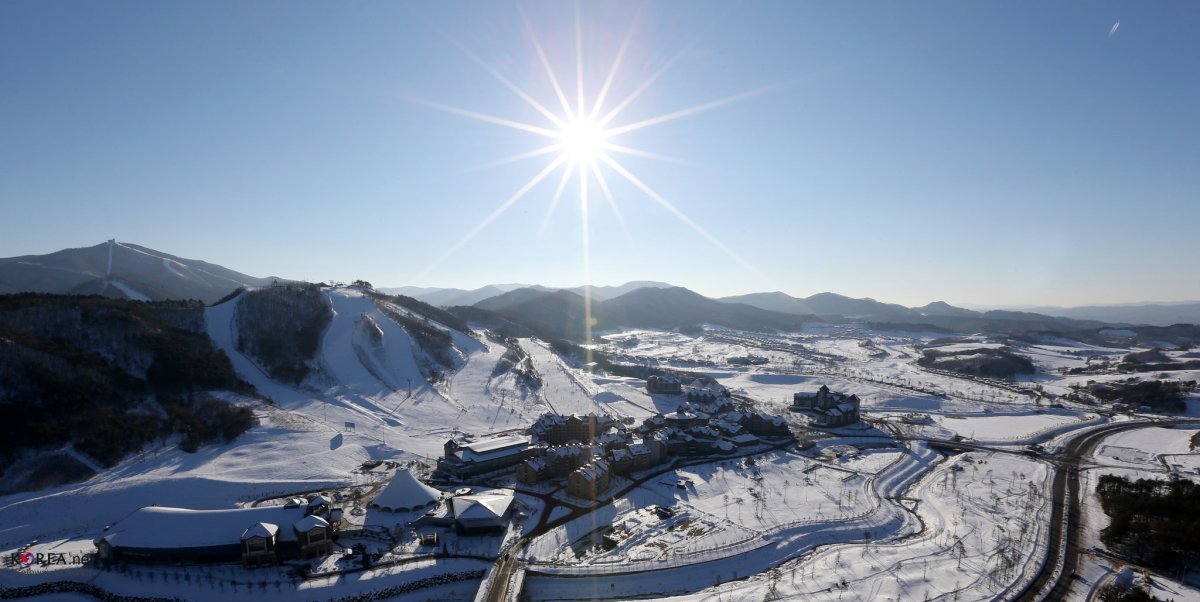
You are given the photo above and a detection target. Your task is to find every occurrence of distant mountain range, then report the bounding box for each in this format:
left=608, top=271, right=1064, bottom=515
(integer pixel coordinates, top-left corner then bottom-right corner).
left=463, top=285, right=804, bottom=341
left=457, top=285, right=1119, bottom=339
left=992, top=302, right=1200, bottom=328
left=0, top=241, right=278, bottom=304
left=379, top=284, right=546, bottom=308
left=3, top=243, right=1198, bottom=334
left=384, top=280, right=673, bottom=307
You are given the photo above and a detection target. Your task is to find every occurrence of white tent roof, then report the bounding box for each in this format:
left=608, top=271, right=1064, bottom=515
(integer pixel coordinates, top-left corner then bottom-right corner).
left=451, top=492, right=514, bottom=522
left=370, top=469, right=441, bottom=512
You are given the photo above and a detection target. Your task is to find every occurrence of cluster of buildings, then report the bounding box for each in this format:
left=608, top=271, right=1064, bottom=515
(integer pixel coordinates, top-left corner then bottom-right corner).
left=791, top=385, right=862, bottom=427
left=433, top=375, right=794, bottom=502
left=95, top=495, right=337, bottom=568
left=518, top=413, right=646, bottom=500
left=512, top=386, right=792, bottom=500
left=436, top=435, right=534, bottom=480
left=96, top=462, right=525, bottom=569
left=639, top=399, right=791, bottom=456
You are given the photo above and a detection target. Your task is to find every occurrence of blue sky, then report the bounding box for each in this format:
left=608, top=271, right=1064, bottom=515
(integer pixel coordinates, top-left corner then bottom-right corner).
left=2, top=1, right=1197, bottom=307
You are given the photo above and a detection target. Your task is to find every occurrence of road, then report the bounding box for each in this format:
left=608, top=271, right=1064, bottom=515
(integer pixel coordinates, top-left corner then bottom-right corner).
left=483, top=551, right=522, bottom=602
left=1012, top=418, right=1200, bottom=602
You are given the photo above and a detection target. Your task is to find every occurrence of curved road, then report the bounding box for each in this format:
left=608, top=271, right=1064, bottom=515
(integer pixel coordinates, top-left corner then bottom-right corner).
left=1012, top=418, right=1200, bottom=602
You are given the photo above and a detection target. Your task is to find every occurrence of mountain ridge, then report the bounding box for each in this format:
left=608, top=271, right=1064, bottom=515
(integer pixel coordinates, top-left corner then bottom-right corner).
left=5, top=243, right=1197, bottom=329
left=0, top=241, right=281, bottom=304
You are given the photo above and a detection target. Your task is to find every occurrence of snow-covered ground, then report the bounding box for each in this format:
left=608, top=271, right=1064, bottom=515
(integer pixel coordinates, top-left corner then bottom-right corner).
left=519, top=338, right=602, bottom=417
left=204, top=288, right=554, bottom=459
left=5, top=298, right=1198, bottom=601
left=1070, top=424, right=1200, bottom=602
left=927, top=411, right=1095, bottom=443
left=630, top=451, right=1052, bottom=602
left=523, top=449, right=888, bottom=567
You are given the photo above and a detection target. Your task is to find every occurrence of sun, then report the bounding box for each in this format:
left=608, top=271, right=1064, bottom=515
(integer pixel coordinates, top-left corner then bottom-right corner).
left=410, top=5, right=776, bottom=290
left=557, top=117, right=609, bottom=165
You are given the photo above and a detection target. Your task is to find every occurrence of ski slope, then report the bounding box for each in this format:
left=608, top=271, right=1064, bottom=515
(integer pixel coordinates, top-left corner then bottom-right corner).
left=204, top=287, right=552, bottom=458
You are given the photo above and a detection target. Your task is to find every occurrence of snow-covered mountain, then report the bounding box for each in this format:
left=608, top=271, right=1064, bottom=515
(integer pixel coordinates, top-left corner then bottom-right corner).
left=0, top=241, right=280, bottom=304
left=205, top=285, right=551, bottom=462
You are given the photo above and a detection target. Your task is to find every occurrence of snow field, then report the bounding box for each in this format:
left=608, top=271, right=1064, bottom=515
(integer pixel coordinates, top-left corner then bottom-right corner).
left=523, top=450, right=880, bottom=568
left=930, top=412, right=1097, bottom=444
left=519, top=339, right=602, bottom=417
left=522, top=442, right=942, bottom=599
left=640, top=451, right=1052, bottom=602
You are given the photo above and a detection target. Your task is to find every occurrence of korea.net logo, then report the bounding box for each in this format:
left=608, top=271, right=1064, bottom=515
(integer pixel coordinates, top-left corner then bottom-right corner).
left=6, top=550, right=93, bottom=568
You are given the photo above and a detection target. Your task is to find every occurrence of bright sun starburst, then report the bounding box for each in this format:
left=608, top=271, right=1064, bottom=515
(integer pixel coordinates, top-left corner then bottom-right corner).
left=557, top=117, right=610, bottom=165
left=409, top=4, right=780, bottom=341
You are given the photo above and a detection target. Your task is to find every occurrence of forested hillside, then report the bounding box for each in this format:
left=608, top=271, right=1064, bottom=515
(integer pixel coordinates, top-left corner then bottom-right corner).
left=0, top=294, right=255, bottom=492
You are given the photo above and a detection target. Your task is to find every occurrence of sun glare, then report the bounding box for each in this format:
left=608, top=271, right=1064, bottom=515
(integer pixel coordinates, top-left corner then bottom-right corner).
left=413, top=5, right=775, bottom=289
left=558, top=117, right=609, bottom=164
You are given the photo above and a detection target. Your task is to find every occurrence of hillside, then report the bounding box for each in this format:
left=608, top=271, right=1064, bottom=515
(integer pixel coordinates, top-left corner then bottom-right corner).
left=720, top=291, right=922, bottom=320
left=800, top=292, right=920, bottom=320
left=1018, top=302, right=1200, bottom=327
left=563, top=280, right=674, bottom=302
left=489, top=289, right=594, bottom=341
left=475, top=286, right=562, bottom=311
left=602, top=286, right=804, bottom=333
left=718, top=291, right=816, bottom=315
left=0, top=294, right=254, bottom=493
left=483, top=286, right=804, bottom=341
left=234, top=284, right=333, bottom=384
left=204, top=286, right=551, bottom=460
left=409, top=281, right=674, bottom=308
left=0, top=241, right=279, bottom=304
left=386, top=284, right=546, bottom=307
left=720, top=290, right=1117, bottom=335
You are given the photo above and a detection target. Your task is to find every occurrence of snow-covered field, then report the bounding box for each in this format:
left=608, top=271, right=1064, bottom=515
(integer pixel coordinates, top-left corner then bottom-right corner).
left=523, top=449, right=889, bottom=568
left=639, top=451, right=1052, bottom=602
left=927, top=411, right=1095, bottom=443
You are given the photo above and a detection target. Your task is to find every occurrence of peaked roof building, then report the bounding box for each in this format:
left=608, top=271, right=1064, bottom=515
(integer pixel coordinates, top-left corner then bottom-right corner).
left=370, top=468, right=442, bottom=512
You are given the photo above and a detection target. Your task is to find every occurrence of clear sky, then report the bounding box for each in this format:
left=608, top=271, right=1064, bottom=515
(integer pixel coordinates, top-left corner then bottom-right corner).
left=2, top=1, right=1198, bottom=307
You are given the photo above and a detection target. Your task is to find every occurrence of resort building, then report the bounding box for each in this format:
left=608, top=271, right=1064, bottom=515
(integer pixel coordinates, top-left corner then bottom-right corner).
left=792, top=385, right=861, bottom=427
left=437, top=434, right=532, bottom=478
left=95, top=497, right=336, bottom=567
left=567, top=459, right=612, bottom=500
